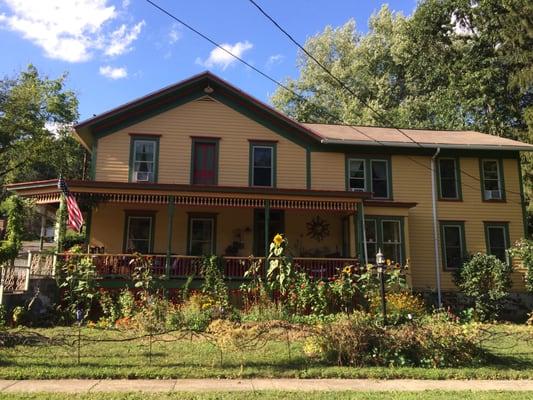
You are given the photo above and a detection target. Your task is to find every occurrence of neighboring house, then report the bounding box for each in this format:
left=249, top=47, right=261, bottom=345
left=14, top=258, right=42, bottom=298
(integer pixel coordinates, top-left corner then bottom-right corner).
left=6, top=72, right=533, bottom=294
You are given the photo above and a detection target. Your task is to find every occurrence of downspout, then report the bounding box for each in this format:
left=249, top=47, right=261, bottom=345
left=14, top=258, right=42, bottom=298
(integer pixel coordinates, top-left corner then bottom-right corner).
left=431, top=147, right=442, bottom=308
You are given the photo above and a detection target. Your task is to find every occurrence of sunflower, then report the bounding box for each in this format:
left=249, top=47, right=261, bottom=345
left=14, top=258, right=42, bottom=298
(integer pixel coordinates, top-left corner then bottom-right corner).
left=273, top=233, right=283, bottom=247
left=342, top=265, right=352, bottom=274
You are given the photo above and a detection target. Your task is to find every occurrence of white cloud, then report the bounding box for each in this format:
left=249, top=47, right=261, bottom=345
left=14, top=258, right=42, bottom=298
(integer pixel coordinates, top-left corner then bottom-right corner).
left=266, top=54, right=284, bottom=68
left=104, top=21, right=145, bottom=56
left=196, top=41, right=253, bottom=70
left=0, top=0, right=145, bottom=63
left=99, top=65, right=128, bottom=79
left=168, top=22, right=181, bottom=44
left=122, top=0, right=131, bottom=8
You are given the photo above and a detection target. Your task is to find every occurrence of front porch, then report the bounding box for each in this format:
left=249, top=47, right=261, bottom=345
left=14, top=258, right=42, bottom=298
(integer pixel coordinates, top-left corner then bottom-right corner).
left=11, top=179, right=376, bottom=283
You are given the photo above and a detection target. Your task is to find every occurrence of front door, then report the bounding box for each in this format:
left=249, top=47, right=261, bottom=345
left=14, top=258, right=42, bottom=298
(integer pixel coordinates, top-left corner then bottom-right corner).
left=253, top=209, right=285, bottom=256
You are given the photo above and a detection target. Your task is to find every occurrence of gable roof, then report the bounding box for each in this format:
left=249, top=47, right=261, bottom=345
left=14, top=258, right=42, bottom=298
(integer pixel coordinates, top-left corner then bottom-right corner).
left=74, top=71, right=533, bottom=152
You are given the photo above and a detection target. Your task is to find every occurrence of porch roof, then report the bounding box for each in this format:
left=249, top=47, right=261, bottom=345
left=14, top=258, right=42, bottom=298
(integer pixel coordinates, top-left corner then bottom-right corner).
left=5, top=179, right=371, bottom=212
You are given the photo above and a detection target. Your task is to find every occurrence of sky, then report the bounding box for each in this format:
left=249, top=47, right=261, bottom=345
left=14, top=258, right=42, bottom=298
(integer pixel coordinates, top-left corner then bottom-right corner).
left=0, top=0, right=418, bottom=121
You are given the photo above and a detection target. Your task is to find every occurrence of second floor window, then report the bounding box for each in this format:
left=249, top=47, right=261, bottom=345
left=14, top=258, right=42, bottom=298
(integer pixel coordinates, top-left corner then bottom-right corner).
left=192, top=140, right=218, bottom=185
left=481, top=159, right=504, bottom=200
left=251, top=144, right=275, bottom=187
left=347, top=157, right=391, bottom=199
left=438, top=158, right=460, bottom=199
left=131, top=137, right=158, bottom=183
left=371, top=160, right=389, bottom=198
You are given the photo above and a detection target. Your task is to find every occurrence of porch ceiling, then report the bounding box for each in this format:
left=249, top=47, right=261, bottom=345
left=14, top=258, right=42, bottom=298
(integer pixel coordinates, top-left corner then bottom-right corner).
left=5, top=179, right=370, bottom=211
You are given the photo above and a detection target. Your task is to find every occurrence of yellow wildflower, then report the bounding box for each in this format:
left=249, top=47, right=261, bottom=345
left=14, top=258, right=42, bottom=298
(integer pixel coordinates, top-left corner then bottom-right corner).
left=273, top=234, right=283, bottom=247
left=342, top=265, right=352, bottom=274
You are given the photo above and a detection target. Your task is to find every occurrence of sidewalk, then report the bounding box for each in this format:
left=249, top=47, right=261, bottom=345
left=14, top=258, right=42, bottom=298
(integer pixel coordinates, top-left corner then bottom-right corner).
left=1, top=379, right=533, bottom=393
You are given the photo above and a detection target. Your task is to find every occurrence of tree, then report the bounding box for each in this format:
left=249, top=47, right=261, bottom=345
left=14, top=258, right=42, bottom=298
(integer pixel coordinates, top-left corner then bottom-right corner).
left=272, top=2, right=532, bottom=231
left=0, top=65, right=83, bottom=196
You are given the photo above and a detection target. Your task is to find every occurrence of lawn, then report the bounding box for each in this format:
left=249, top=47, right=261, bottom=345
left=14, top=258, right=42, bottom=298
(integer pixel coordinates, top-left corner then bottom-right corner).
left=0, top=324, right=532, bottom=380
left=0, top=392, right=533, bottom=400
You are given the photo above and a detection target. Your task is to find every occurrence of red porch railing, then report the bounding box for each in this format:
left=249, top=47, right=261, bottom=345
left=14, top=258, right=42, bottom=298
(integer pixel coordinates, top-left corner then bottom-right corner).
left=56, top=254, right=359, bottom=280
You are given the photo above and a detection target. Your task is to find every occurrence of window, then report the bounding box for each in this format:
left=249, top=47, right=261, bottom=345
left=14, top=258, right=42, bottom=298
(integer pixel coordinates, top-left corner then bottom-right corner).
left=371, top=160, right=389, bottom=198
left=440, top=222, right=466, bottom=270
left=364, top=219, right=377, bottom=263
left=348, top=159, right=366, bottom=191
left=124, top=214, right=154, bottom=253
left=250, top=143, right=276, bottom=187
left=189, top=215, right=216, bottom=256
left=382, top=220, right=401, bottom=262
left=481, top=159, right=504, bottom=200
left=346, top=157, right=391, bottom=199
left=130, top=136, right=159, bottom=183
left=191, top=139, right=218, bottom=185
left=438, top=158, right=460, bottom=199
left=364, top=216, right=404, bottom=264
left=485, top=223, right=509, bottom=263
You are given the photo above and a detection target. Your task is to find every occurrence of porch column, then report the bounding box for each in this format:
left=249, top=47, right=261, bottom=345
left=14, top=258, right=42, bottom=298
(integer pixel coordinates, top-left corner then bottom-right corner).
left=84, top=206, right=93, bottom=252
left=264, top=199, right=270, bottom=259
left=356, top=203, right=366, bottom=265
left=38, top=207, right=46, bottom=252
left=165, top=195, right=175, bottom=278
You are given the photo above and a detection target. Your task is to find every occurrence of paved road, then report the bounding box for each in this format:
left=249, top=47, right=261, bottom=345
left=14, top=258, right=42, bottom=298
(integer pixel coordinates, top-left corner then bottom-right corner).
left=0, top=379, right=533, bottom=393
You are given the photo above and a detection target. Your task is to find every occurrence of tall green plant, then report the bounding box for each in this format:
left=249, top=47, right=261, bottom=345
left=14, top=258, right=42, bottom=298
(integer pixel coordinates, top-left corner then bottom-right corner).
left=201, top=255, right=228, bottom=307
left=509, top=239, right=533, bottom=293
left=57, top=245, right=98, bottom=321
left=454, top=253, right=513, bottom=321
left=266, top=234, right=295, bottom=296
left=0, top=196, right=25, bottom=265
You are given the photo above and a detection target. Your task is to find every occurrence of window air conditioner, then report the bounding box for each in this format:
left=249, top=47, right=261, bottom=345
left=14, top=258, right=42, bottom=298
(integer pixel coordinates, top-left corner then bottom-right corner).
left=135, top=171, right=151, bottom=182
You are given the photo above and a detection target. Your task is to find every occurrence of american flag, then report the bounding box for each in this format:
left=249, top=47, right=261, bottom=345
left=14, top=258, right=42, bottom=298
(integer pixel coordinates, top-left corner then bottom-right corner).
left=58, top=178, right=84, bottom=232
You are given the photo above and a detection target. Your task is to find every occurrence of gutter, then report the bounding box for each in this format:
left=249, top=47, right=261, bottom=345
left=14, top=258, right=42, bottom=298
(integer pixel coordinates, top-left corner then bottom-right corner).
left=320, top=138, right=533, bottom=151
left=431, top=147, right=442, bottom=308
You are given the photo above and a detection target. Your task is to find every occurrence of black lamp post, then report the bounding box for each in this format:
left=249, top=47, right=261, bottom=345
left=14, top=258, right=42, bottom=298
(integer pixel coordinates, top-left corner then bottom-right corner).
left=376, top=249, right=387, bottom=326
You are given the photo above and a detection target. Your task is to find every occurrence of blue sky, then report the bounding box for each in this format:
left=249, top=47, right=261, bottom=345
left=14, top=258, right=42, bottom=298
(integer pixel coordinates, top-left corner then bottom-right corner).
left=0, top=0, right=417, bottom=121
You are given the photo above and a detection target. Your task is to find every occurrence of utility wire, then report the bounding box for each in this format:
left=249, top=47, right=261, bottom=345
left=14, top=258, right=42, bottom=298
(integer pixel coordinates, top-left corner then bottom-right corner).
left=246, top=0, right=525, bottom=200
left=143, top=0, right=524, bottom=204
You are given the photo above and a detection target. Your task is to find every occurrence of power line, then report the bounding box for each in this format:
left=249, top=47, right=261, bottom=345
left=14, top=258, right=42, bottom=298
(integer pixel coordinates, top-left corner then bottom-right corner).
left=143, top=0, right=524, bottom=204
left=246, top=0, right=526, bottom=200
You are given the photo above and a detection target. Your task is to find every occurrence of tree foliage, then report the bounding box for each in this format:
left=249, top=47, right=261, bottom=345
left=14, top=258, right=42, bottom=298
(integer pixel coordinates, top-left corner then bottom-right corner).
left=272, top=1, right=533, bottom=231
left=0, top=196, right=25, bottom=265
left=0, top=65, right=83, bottom=197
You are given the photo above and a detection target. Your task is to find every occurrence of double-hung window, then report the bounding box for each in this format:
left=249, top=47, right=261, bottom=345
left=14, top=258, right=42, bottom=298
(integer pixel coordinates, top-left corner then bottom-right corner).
left=481, top=159, right=504, bottom=200
left=485, top=222, right=510, bottom=263
left=250, top=142, right=276, bottom=187
left=438, top=158, right=460, bottom=200
left=191, top=138, right=219, bottom=185
left=124, top=214, right=154, bottom=254
left=364, top=216, right=404, bottom=264
left=130, top=136, right=159, bottom=183
left=371, top=160, right=389, bottom=198
left=189, top=215, right=216, bottom=256
left=348, top=159, right=366, bottom=191
left=347, top=157, right=391, bottom=199
left=440, top=221, right=466, bottom=270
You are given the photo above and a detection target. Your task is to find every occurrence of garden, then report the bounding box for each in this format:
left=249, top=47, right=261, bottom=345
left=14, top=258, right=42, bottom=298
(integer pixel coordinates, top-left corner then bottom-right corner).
left=0, top=230, right=533, bottom=381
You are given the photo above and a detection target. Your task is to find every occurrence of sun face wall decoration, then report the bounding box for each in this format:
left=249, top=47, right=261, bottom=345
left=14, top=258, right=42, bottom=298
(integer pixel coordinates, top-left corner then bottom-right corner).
left=306, top=215, right=330, bottom=242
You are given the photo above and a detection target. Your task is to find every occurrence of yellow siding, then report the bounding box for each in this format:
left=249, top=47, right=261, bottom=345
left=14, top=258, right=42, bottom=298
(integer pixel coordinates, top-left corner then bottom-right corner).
left=311, top=152, right=345, bottom=190
left=95, top=98, right=306, bottom=189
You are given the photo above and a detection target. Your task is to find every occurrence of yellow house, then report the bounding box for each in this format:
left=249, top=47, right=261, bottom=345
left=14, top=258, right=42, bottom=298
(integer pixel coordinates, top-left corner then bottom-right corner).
left=7, top=72, right=533, bottom=296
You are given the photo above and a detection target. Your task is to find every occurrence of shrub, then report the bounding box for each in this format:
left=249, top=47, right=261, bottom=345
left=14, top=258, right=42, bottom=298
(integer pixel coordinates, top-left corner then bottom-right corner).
left=98, top=290, right=120, bottom=326
left=509, top=239, right=533, bottom=293
left=305, top=312, right=482, bottom=368
left=454, top=253, right=513, bottom=321
left=11, top=306, right=26, bottom=327
left=0, top=305, right=7, bottom=327
left=132, top=295, right=173, bottom=334
left=369, top=291, right=427, bottom=324
left=118, top=289, right=136, bottom=318
left=179, top=293, right=215, bottom=332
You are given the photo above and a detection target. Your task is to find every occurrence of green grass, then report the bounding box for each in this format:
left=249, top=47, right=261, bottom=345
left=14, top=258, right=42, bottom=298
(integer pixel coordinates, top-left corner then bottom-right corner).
left=0, top=324, right=532, bottom=380
left=1, top=392, right=533, bottom=400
